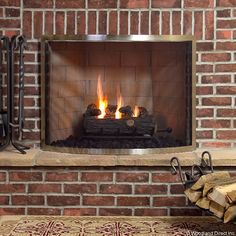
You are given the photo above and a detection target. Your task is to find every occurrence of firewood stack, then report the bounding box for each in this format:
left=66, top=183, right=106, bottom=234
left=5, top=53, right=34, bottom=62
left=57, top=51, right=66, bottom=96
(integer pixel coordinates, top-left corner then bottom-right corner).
left=184, top=171, right=236, bottom=223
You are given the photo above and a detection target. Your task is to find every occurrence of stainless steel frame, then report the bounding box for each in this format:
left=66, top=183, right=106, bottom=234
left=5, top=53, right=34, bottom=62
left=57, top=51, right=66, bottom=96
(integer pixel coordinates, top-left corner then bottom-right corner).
left=41, top=35, right=196, bottom=155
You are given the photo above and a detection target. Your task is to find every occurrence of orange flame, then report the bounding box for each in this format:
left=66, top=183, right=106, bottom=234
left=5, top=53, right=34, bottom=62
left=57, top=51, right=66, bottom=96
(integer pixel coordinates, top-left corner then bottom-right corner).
left=133, top=105, right=139, bottom=117
left=96, top=76, right=125, bottom=119
left=97, top=76, right=108, bottom=119
left=115, top=86, right=123, bottom=119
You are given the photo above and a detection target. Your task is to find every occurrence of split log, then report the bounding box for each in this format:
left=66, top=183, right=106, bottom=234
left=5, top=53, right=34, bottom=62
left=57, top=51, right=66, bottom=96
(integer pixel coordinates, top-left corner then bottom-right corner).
left=209, top=201, right=225, bottom=218
left=184, top=188, right=202, bottom=203
left=225, top=202, right=230, bottom=210
left=184, top=170, right=236, bottom=223
left=191, top=171, right=231, bottom=191
left=196, top=197, right=210, bottom=210
left=83, top=115, right=156, bottom=136
left=208, top=182, right=236, bottom=207
left=202, top=177, right=236, bottom=197
left=226, top=190, right=236, bottom=204
left=224, top=205, right=236, bottom=223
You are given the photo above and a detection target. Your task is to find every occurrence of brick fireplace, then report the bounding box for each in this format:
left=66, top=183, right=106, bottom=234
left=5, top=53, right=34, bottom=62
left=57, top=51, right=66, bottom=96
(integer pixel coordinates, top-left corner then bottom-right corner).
left=0, top=0, right=235, bottom=216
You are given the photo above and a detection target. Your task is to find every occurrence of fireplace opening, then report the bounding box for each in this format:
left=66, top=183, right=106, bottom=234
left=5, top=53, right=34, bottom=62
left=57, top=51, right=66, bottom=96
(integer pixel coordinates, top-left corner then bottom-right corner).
left=41, top=36, right=196, bottom=154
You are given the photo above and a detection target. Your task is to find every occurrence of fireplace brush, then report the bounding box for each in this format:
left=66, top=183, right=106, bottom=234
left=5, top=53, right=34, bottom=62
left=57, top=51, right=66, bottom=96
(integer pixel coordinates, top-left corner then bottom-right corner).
left=0, top=35, right=29, bottom=154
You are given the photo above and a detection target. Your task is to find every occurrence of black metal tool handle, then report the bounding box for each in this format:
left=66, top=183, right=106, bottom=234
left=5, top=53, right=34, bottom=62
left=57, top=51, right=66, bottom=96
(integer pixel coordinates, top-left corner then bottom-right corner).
left=170, top=157, right=186, bottom=186
left=170, top=156, right=204, bottom=189
left=17, top=36, right=27, bottom=141
left=201, top=151, right=214, bottom=173
left=190, top=164, right=204, bottom=181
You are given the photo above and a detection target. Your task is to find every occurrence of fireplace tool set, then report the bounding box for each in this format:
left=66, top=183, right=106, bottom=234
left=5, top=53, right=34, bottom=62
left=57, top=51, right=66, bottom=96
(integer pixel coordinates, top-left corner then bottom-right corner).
left=0, top=35, right=29, bottom=154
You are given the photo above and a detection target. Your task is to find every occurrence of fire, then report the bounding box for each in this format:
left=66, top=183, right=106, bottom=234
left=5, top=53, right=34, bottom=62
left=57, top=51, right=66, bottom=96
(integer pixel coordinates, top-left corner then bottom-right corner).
left=133, top=105, right=139, bottom=117
left=115, top=87, right=123, bottom=119
left=96, top=75, right=139, bottom=119
left=97, top=76, right=108, bottom=119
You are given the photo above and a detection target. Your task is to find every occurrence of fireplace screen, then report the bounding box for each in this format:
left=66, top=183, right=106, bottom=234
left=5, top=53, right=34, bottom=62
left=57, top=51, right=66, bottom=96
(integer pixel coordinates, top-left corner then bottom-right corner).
left=41, top=36, right=195, bottom=154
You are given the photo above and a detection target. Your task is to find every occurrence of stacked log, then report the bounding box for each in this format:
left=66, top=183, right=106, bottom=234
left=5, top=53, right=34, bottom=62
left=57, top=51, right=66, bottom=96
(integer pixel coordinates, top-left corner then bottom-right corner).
left=83, top=103, right=156, bottom=136
left=83, top=116, right=156, bottom=136
left=184, top=171, right=236, bottom=223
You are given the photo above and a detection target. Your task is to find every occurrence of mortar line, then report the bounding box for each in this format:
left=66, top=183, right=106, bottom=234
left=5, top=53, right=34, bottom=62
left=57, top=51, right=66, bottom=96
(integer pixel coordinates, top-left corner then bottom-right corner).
left=64, top=11, right=67, bottom=35
left=75, top=11, right=78, bottom=35
left=106, top=10, right=109, bottom=35
left=85, top=0, right=88, bottom=34
left=159, top=10, right=162, bottom=35
left=42, top=11, right=45, bottom=35
left=128, top=11, right=131, bottom=35
left=117, top=0, right=120, bottom=35
left=138, top=10, right=141, bottom=35
left=170, top=11, right=173, bottom=35
left=32, top=11, right=35, bottom=39
left=96, top=10, right=99, bottom=34
left=180, top=0, right=184, bottom=35
left=53, top=0, right=56, bottom=34
left=20, top=0, right=23, bottom=34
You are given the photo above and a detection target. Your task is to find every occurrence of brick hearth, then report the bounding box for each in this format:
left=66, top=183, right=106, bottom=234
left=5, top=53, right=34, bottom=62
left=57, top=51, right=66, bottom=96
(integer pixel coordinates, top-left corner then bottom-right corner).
left=0, top=0, right=235, bottom=216
left=0, top=149, right=235, bottom=216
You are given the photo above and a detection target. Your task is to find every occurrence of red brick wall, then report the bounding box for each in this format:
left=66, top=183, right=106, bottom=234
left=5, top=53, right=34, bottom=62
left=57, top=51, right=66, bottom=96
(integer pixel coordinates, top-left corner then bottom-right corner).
left=0, top=0, right=236, bottom=216
left=0, top=167, right=235, bottom=216
left=1, top=0, right=236, bottom=148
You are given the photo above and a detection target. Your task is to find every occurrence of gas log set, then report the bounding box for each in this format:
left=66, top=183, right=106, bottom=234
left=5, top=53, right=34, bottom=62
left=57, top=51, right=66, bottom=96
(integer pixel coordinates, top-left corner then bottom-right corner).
left=83, top=103, right=155, bottom=136
left=51, top=104, right=180, bottom=149
left=51, top=76, right=182, bottom=149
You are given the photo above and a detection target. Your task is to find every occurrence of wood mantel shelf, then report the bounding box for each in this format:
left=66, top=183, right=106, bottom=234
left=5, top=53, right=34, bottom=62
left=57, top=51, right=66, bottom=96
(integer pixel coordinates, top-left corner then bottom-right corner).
left=0, top=147, right=235, bottom=167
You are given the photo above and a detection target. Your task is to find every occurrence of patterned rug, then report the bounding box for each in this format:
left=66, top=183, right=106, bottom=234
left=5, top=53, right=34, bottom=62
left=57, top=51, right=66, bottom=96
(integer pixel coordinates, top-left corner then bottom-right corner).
left=0, top=216, right=235, bottom=236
